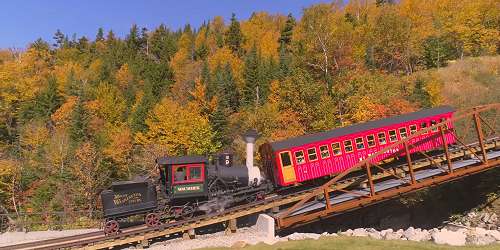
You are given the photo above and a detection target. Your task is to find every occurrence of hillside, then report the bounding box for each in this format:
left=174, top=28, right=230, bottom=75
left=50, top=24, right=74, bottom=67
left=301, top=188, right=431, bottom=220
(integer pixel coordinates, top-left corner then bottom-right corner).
left=0, top=0, right=498, bottom=230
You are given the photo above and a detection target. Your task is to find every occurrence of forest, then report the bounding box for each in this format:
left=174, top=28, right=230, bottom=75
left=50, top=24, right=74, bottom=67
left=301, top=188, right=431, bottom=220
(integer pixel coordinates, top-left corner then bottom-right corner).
left=0, top=0, right=499, bottom=222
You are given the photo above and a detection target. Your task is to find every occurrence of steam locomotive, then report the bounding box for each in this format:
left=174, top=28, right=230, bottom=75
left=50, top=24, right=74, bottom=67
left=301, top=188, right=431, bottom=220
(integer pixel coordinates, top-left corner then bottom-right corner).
left=100, top=106, right=456, bottom=234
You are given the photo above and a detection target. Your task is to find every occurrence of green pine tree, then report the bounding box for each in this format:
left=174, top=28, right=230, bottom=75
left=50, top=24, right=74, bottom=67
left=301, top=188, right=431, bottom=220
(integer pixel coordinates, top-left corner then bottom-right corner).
left=225, top=13, right=243, bottom=54
left=278, top=13, right=296, bottom=52
left=69, top=97, right=89, bottom=145
left=20, top=76, right=63, bottom=122
left=242, top=45, right=259, bottom=107
left=96, top=28, right=105, bottom=42
left=130, top=90, right=154, bottom=133
left=201, top=59, right=214, bottom=99
left=213, top=64, right=239, bottom=112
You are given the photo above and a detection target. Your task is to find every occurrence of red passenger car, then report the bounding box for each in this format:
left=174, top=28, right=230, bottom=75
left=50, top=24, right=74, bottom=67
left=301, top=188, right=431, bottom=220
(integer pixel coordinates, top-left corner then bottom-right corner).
left=259, top=106, right=456, bottom=187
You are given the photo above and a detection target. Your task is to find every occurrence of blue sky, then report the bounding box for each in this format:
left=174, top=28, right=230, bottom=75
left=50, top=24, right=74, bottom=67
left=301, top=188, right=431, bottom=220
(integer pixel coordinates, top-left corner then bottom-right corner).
left=1, top=0, right=329, bottom=48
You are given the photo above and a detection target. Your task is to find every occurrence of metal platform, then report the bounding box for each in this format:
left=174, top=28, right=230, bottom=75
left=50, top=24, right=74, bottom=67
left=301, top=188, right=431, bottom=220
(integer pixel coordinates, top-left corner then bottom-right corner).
left=287, top=150, right=500, bottom=216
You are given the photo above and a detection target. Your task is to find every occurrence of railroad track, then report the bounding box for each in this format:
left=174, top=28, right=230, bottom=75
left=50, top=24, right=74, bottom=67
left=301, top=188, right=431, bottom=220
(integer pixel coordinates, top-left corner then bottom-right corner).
left=1, top=138, right=498, bottom=250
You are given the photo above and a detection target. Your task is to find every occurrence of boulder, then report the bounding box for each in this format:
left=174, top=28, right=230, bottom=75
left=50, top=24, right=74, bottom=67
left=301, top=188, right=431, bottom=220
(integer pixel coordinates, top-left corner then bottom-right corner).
left=466, top=234, right=496, bottom=245
left=404, top=228, right=431, bottom=242
left=352, top=228, right=368, bottom=237
left=380, top=229, right=393, bottom=238
left=368, top=232, right=382, bottom=240
left=286, top=232, right=321, bottom=241
left=383, top=229, right=403, bottom=240
left=432, top=228, right=466, bottom=246
left=340, top=229, right=353, bottom=236
left=486, top=230, right=500, bottom=241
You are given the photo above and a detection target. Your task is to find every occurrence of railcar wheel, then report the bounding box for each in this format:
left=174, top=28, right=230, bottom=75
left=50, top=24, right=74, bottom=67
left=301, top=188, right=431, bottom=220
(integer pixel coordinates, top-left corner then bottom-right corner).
left=104, top=220, right=119, bottom=235
left=145, top=213, right=161, bottom=227
left=181, top=206, right=194, bottom=219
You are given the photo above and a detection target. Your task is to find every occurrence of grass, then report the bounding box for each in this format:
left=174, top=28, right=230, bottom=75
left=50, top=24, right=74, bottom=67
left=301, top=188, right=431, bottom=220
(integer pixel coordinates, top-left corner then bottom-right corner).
left=203, top=236, right=500, bottom=250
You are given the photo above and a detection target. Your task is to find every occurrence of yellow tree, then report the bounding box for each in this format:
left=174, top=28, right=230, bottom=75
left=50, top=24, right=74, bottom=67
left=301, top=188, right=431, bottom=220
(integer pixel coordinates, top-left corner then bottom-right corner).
left=294, top=2, right=354, bottom=86
left=241, top=12, right=283, bottom=59
left=72, top=142, right=107, bottom=212
left=207, top=47, right=244, bottom=89
left=434, top=0, right=499, bottom=56
left=103, top=125, right=133, bottom=177
left=136, top=97, right=220, bottom=156
left=170, top=32, right=201, bottom=103
left=94, top=82, right=126, bottom=124
left=0, top=157, right=21, bottom=217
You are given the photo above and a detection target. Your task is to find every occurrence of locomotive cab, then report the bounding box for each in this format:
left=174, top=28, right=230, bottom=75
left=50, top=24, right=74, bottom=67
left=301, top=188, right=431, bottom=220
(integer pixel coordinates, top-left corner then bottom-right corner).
left=156, top=156, right=209, bottom=202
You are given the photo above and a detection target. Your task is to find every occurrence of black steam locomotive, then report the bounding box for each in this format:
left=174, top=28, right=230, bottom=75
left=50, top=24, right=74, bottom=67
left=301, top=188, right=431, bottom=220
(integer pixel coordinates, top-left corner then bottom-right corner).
left=101, top=131, right=271, bottom=234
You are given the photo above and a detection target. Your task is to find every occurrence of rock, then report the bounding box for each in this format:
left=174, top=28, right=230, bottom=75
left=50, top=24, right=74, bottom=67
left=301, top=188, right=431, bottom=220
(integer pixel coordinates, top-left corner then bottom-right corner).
left=380, top=229, right=393, bottom=237
left=352, top=228, right=369, bottom=237
left=432, top=228, right=466, bottom=246
left=368, top=232, right=382, bottom=240
left=472, top=227, right=488, bottom=236
left=384, top=230, right=403, bottom=240
left=405, top=228, right=431, bottom=242
left=231, top=241, right=247, bottom=248
left=490, top=213, right=498, bottom=223
left=286, top=233, right=321, bottom=241
left=486, top=230, right=500, bottom=241
left=467, top=234, right=496, bottom=246
left=340, top=229, right=353, bottom=236
left=255, top=214, right=275, bottom=240
left=403, top=227, right=415, bottom=239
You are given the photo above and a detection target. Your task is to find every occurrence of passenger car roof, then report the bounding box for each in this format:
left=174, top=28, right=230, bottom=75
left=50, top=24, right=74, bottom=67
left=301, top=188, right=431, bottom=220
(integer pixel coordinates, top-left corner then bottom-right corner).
left=269, top=105, right=455, bottom=151
left=156, top=155, right=208, bottom=165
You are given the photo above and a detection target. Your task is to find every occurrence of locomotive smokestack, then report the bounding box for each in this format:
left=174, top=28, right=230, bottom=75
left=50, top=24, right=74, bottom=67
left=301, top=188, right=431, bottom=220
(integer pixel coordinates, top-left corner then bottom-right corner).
left=243, top=129, right=258, bottom=169
left=243, top=129, right=262, bottom=185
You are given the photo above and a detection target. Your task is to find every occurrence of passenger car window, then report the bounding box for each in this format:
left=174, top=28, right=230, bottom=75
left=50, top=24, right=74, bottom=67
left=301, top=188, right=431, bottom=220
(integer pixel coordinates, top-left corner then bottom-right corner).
left=389, top=130, right=398, bottom=142
left=331, top=142, right=342, bottom=155
left=280, top=152, right=292, bottom=167
left=421, top=122, right=428, bottom=134
left=189, top=166, right=202, bottom=180
left=431, top=120, right=438, bottom=132
left=295, top=151, right=305, bottom=164
left=378, top=132, right=387, bottom=145
left=319, top=145, right=330, bottom=159
left=367, top=135, right=376, bottom=147
left=355, top=137, right=365, bottom=150
left=409, top=125, right=417, bottom=135
left=399, top=127, right=408, bottom=139
left=344, top=140, right=353, bottom=153
left=307, top=148, right=318, bottom=161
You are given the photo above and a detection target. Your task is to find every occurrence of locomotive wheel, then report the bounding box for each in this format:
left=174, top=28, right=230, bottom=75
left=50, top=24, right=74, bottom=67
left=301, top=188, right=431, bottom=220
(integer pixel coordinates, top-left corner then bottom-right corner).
left=181, top=206, right=194, bottom=219
left=245, top=194, right=257, bottom=203
left=104, top=220, right=119, bottom=235
left=145, top=213, right=161, bottom=227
